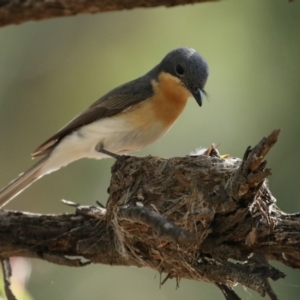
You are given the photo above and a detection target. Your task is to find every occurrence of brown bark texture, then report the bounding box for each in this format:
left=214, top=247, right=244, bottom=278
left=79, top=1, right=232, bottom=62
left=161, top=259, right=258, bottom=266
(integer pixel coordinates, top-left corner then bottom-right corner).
left=1, top=129, right=299, bottom=300
left=0, top=0, right=216, bottom=28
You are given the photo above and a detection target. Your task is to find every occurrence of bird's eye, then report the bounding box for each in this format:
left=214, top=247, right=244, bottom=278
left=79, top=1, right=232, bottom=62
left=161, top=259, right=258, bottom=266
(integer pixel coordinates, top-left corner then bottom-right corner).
left=175, top=64, right=185, bottom=76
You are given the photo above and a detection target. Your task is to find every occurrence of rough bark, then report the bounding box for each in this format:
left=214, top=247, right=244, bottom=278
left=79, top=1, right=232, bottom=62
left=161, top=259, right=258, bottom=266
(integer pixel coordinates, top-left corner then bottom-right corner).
left=0, top=0, right=216, bottom=28
left=1, top=129, right=299, bottom=300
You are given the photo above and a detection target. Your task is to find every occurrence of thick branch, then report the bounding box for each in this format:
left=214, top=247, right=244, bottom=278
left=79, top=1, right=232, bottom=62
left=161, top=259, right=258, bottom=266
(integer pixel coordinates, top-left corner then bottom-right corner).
left=0, top=0, right=216, bottom=28
left=0, top=130, right=299, bottom=300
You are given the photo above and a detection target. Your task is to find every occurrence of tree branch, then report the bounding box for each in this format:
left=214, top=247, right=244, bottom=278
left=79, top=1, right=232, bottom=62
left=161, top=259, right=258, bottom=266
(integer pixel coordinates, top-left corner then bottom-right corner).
left=1, top=129, right=299, bottom=300
left=0, top=0, right=216, bottom=28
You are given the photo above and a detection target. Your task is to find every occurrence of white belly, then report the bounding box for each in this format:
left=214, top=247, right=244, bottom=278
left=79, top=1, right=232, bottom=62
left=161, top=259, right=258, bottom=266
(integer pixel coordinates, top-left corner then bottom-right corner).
left=39, top=112, right=166, bottom=175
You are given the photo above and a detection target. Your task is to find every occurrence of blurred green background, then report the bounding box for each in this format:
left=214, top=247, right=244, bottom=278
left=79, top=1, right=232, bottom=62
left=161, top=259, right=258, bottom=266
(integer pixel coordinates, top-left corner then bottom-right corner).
left=0, top=0, right=300, bottom=299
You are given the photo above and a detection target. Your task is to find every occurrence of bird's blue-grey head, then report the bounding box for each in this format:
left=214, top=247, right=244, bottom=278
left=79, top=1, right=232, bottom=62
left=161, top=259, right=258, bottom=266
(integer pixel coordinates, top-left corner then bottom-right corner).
left=159, top=47, right=209, bottom=106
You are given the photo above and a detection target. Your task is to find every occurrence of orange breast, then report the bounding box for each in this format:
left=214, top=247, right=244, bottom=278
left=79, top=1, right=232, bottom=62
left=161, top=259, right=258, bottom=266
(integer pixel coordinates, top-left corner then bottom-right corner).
left=151, top=72, right=191, bottom=128
left=110, top=72, right=192, bottom=148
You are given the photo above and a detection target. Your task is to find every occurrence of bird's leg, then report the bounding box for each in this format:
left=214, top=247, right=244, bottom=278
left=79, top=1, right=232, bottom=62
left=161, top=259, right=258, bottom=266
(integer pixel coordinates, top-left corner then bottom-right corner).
left=99, top=148, right=122, bottom=159
left=96, top=146, right=121, bottom=160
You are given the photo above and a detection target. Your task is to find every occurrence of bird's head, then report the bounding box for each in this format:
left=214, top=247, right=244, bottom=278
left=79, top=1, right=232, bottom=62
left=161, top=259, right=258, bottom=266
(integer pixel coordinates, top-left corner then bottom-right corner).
left=159, top=47, right=209, bottom=106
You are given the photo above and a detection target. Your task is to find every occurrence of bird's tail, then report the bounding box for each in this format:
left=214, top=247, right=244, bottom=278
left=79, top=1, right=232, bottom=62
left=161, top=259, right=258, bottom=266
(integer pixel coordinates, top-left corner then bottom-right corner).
left=0, top=156, right=49, bottom=208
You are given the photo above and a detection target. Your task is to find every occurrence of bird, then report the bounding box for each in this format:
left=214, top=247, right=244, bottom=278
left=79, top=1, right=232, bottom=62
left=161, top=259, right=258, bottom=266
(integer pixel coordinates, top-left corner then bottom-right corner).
left=0, top=47, right=209, bottom=208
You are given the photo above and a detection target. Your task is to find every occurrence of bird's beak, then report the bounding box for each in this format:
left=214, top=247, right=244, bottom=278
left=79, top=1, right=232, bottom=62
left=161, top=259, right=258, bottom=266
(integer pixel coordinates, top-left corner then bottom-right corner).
left=191, top=88, right=203, bottom=107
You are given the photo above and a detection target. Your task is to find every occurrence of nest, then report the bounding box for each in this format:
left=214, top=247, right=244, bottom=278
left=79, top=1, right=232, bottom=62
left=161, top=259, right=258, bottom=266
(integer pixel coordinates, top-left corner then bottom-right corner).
left=104, top=130, right=282, bottom=296
left=108, top=155, right=241, bottom=277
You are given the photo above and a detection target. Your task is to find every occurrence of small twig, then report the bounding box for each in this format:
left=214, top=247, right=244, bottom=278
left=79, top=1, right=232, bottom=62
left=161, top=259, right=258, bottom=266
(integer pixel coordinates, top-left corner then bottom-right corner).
left=264, top=279, right=279, bottom=300
left=242, top=146, right=253, bottom=161
left=160, top=273, right=172, bottom=285
left=216, top=283, right=242, bottom=300
left=61, top=199, right=81, bottom=207
left=1, top=259, right=17, bottom=300
left=118, top=204, right=195, bottom=245
left=96, top=200, right=106, bottom=208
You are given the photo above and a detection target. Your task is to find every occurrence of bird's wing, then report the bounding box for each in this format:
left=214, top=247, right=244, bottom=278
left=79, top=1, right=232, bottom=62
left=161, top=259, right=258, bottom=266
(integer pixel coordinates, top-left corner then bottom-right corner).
left=32, top=76, right=154, bottom=158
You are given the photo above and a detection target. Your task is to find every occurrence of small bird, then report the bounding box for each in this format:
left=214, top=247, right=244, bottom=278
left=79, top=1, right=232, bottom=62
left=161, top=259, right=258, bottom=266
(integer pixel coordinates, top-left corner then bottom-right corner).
left=0, top=47, right=209, bottom=208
